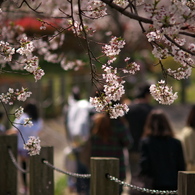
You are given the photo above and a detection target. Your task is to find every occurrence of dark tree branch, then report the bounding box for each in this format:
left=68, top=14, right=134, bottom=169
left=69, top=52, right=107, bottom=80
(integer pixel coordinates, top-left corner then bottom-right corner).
left=101, top=0, right=153, bottom=24
left=179, top=31, right=195, bottom=38
left=18, top=0, right=43, bottom=13
left=164, top=34, right=195, bottom=56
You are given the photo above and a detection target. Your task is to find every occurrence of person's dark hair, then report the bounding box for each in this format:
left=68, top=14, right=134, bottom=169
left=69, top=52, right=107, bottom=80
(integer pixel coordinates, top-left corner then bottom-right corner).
left=0, top=111, right=4, bottom=120
left=135, top=83, right=150, bottom=99
left=24, top=100, right=39, bottom=121
left=72, top=86, right=81, bottom=101
left=143, top=109, right=174, bottom=137
left=92, top=113, right=112, bottom=143
left=186, top=105, right=195, bottom=129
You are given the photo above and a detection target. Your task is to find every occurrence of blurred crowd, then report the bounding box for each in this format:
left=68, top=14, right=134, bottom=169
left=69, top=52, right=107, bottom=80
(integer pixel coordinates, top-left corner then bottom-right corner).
left=1, top=83, right=195, bottom=195
left=61, top=84, right=194, bottom=195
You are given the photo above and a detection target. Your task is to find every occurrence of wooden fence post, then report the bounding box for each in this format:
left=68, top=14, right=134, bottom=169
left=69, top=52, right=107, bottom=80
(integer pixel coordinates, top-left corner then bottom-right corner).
left=178, top=171, right=195, bottom=195
left=0, top=135, right=17, bottom=195
left=90, top=157, right=119, bottom=195
left=30, top=146, right=54, bottom=195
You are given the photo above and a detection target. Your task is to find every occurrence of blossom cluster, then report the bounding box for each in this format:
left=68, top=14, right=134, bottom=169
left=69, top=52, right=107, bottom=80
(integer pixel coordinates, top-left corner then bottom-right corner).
left=23, top=118, right=33, bottom=127
left=86, top=0, right=107, bottom=18
left=150, top=80, right=178, bottom=105
left=16, top=36, right=34, bottom=56
left=145, top=1, right=195, bottom=81
left=24, top=56, right=45, bottom=82
left=68, top=20, right=95, bottom=37
left=0, top=88, right=32, bottom=105
left=0, top=27, right=45, bottom=82
left=167, top=66, right=192, bottom=80
left=90, top=65, right=128, bottom=119
left=0, top=0, right=195, bottom=156
left=102, top=36, right=126, bottom=64
left=122, top=57, right=140, bottom=74
left=113, top=0, right=129, bottom=7
left=14, top=106, right=24, bottom=119
left=24, top=136, right=41, bottom=156
left=0, top=41, right=15, bottom=61
left=61, top=59, right=85, bottom=71
left=90, top=95, right=129, bottom=119
left=102, top=65, right=125, bottom=100
left=90, top=36, right=142, bottom=118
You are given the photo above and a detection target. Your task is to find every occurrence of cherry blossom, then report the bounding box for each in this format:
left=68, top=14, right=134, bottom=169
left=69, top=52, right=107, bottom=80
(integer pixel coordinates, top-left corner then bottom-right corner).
left=0, top=41, right=15, bottom=61
left=102, top=36, right=126, bottom=63
left=122, top=58, right=140, bottom=74
left=16, top=36, right=35, bottom=56
left=109, top=103, right=129, bottom=119
left=150, top=80, right=178, bottom=105
left=17, top=88, right=32, bottom=102
left=14, top=106, right=24, bottom=119
left=61, top=59, right=85, bottom=71
left=23, top=118, right=33, bottom=127
left=0, top=88, right=32, bottom=105
left=86, top=0, right=107, bottom=18
left=23, top=136, right=41, bottom=156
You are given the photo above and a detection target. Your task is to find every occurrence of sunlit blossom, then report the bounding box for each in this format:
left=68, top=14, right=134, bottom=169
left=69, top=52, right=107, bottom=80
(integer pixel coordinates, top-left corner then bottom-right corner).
left=150, top=80, right=178, bottom=105
left=0, top=41, right=15, bottom=61
left=16, top=36, right=34, bottom=56
left=0, top=88, right=32, bottom=105
left=14, top=106, right=24, bottom=119
left=24, top=136, right=41, bottom=156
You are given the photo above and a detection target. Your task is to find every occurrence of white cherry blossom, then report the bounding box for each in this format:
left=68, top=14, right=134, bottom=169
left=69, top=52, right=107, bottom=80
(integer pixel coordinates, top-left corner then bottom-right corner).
left=24, top=136, right=41, bottom=156
left=150, top=80, right=178, bottom=105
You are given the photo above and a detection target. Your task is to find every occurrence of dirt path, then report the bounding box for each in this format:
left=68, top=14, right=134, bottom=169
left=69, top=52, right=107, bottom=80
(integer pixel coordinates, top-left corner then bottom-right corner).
left=39, top=116, right=67, bottom=182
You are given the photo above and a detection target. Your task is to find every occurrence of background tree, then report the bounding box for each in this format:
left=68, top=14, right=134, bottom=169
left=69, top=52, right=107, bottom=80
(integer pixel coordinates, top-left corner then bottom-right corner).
left=0, top=0, right=194, bottom=154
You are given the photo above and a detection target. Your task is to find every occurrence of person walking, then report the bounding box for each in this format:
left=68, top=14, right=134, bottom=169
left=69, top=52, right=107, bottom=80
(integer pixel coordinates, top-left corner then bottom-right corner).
left=7, top=100, right=43, bottom=194
left=63, top=86, right=93, bottom=195
left=90, top=112, right=133, bottom=195
left=138, top=109, right=185, bottom=192
left=125, top=83, right=154, bottom=178
left=181, top=105, right=195, bottom=171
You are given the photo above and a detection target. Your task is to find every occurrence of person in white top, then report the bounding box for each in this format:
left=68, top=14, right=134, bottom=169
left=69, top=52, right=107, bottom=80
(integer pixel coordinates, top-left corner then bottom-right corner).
left=181, top=105, right=195, bottom=171
left=63, top=86, right=93, bottom=195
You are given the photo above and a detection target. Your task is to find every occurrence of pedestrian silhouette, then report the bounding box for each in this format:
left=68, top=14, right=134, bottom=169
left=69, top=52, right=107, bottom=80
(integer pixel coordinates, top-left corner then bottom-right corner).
left=181, top=104, right=195, bottom=171
left=138, top=109, right=185, bottom=192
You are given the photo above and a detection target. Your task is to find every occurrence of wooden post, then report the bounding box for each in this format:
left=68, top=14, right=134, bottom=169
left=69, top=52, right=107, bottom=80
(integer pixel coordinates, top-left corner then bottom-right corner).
left=30, top=146, right=54, bottom=195
left=90, top=157, right=119, bottom=195
left=0, top=135, right=17, bottom=195
left=178, top=171, right=195, bottom=195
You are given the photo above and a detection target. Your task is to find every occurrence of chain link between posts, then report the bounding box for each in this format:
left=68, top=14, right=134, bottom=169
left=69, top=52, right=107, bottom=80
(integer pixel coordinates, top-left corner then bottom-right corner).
left=43, top=159, right=178, bottom=194
left=43, top=160, right=91, bottom=178
left=8, top=148, right=29, bottom=173
left=7, top=149, right=179, bottom=195
left=106, top=174, right=178, bottom=195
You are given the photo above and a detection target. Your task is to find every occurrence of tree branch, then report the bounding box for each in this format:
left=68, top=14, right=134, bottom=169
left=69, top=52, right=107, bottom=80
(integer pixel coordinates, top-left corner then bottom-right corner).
left=101, top=0, right=153, bottom=24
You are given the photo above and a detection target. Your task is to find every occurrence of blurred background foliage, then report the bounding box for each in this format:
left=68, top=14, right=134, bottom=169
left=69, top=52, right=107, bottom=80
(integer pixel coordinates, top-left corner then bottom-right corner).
left=1, top=8, right=195, bottom=122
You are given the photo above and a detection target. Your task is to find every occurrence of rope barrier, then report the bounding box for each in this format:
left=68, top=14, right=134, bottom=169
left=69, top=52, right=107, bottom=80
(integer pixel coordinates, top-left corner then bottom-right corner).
left=8, top=148, right=29, bottom=173
left=43, top=159, right=178, bottom=194
left=106, top=174, right=178, bottom=195
left=7, top=148, right=179, bottom=194
left=43, top=160, right=91, bottom=178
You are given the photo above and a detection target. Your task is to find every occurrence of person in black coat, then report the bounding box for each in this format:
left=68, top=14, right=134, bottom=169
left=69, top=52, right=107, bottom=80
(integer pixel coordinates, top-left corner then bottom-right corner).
left=125, top=83, right=154, bottom=178
left=139, top=109, right=185, bottom=191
